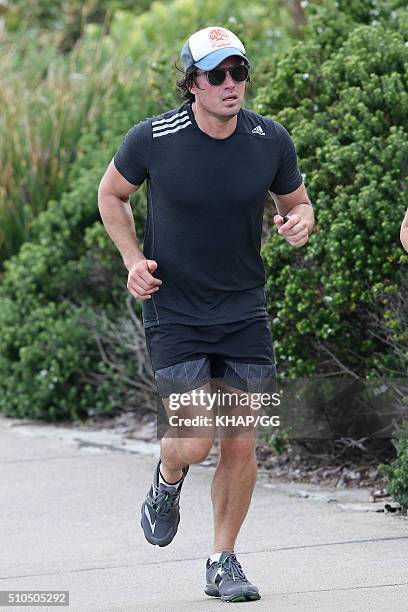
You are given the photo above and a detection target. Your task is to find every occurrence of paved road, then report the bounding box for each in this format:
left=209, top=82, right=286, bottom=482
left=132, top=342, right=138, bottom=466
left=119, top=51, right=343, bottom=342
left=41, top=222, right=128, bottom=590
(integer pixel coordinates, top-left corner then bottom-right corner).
left=0, top=416, right=407, bottom=611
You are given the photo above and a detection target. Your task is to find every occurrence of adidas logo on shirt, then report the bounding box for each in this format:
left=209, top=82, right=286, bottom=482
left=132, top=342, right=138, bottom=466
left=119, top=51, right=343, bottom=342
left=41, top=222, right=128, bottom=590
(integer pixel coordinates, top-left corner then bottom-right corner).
left=252, top=125, right=265, bottom=136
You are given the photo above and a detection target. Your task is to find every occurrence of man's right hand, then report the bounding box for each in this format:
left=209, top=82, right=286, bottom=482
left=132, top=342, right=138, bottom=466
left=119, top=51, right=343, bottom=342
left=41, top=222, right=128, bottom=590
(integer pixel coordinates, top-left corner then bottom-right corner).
left=127, top=258, right=162, bottom=300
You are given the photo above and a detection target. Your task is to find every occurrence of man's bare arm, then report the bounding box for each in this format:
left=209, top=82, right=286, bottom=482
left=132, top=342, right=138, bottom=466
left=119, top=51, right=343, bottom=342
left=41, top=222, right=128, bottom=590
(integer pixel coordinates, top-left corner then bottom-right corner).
left=270, top=182, right=315, bottom=247
left=98, top=159, right=144, bottom=270
left=400, top=208, right=408, bottom=252
left=98, top=160, right=162, bottom=300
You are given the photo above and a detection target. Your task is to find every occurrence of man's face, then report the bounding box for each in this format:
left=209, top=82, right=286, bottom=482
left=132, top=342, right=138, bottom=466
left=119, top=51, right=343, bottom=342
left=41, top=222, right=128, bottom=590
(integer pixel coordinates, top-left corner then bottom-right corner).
left=190, top=55, right=247, bottom=120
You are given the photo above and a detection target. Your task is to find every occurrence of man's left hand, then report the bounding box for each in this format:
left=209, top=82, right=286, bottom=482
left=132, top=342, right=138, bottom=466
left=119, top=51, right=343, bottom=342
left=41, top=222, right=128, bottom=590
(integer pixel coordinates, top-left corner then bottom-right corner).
left=273, top=214, right=309, bottom=248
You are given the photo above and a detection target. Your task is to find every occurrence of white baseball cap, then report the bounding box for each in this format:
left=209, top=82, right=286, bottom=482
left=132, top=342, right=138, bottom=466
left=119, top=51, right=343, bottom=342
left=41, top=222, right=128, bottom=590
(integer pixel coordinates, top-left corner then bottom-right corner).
left=180, top=26, right=248, bottom=72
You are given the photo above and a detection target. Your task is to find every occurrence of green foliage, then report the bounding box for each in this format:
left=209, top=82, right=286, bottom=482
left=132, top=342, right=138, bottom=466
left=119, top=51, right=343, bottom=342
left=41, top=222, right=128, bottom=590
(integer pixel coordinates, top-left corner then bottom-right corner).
left=0, top=29, right=132, bottom=261
left=259, top=427, right=290, bottom=455
left=0, top=299, right=110, bottom=420
left=303, top=0, right=408, bottom=56
left=365, top=276, right=408, bottom=375
left=0, top=68, right=146, bottom=419
left=2, top=1, right=155, bottom=49
left=379, top=422, right=408, bottom=512
left=109, top=0, right=290, bottom=60
left=255, top=1, right=408, bottom=376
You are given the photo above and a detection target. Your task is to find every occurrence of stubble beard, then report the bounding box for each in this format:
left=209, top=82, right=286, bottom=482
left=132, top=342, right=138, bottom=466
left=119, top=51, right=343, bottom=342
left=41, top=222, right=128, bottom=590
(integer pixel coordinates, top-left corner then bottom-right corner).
left=199, top=97, right=243, bottom=122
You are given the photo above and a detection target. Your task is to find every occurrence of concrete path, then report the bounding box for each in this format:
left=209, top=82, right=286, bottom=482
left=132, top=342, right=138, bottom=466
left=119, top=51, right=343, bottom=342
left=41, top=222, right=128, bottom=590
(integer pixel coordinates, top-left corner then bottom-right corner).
left=0, top=416, right=407, bottom=611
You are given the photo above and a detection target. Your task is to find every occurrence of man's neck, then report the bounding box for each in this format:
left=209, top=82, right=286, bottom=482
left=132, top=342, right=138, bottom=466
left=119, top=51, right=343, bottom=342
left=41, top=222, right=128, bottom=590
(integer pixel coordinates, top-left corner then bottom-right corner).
left=191, top=102, right=238, bottom=139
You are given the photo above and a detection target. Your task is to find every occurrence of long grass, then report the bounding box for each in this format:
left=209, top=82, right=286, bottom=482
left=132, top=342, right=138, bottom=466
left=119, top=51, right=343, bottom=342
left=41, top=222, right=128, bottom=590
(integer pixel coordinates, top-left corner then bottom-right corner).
left=0, top=27, right=124, bottom=261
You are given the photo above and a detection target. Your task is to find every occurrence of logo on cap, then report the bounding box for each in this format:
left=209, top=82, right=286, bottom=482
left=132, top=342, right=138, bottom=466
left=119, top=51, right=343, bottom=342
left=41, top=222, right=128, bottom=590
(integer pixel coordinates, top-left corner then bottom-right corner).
left=209, top=28, right=229, bottom=42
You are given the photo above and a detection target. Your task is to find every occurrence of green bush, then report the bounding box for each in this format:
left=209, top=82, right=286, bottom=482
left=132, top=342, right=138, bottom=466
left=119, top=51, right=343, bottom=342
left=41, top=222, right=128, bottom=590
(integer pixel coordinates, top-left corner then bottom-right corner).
left=365, top=274, right=408, bottom=376
left=379, top=422, right=408, bottom=513
left=0, top=298, right=110, bottom=420
left=1, top=1, right=156, bottom=50
left=0, top=67, right=147, bottom=419
left=257, top=0, right=408, bottom=476
left=0, top=29, right=135, bottom=261
left=255, top=1, right=408, bottom=376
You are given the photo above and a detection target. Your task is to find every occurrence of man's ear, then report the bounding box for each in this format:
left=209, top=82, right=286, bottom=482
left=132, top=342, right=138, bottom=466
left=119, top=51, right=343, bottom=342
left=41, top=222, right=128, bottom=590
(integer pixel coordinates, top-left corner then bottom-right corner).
left=189, top=74, right=197, bottom=96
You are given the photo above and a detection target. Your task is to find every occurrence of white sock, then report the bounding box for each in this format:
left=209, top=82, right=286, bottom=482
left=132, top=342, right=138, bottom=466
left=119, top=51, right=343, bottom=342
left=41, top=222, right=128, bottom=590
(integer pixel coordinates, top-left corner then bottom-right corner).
left=158, top=468, right=183, bottom=491
left=209, top=550, right=233, bottom=563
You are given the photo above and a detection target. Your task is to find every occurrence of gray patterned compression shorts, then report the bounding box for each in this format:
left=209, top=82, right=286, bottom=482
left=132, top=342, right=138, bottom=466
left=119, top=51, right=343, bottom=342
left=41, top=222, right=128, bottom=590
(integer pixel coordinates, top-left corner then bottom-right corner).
left=144, top=317, right=277, bottom=398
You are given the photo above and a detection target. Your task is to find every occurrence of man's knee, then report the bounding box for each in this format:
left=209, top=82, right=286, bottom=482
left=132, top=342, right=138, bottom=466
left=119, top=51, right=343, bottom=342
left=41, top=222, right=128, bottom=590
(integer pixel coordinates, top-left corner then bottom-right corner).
left=219, top=435, right=256, bottom=462
left=178, top=437, right=214, bottom=464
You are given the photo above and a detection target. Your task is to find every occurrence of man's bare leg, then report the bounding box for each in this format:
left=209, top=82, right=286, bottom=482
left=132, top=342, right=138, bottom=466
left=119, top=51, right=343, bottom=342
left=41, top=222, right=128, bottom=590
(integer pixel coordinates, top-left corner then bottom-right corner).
left=210, top=382, right=258, bottom=552
left=211, top=434, right=257, bottom=552
left=160, top=382, right=214, bottom=482
left=205, top=433, right=261, bottom=604
left=141, top=381, right=215, bottom=547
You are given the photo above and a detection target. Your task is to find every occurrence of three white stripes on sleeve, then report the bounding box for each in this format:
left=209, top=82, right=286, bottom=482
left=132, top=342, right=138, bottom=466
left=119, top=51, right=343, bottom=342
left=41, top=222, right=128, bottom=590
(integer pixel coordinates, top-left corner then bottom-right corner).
left=152, top=110, right=192, bottom=138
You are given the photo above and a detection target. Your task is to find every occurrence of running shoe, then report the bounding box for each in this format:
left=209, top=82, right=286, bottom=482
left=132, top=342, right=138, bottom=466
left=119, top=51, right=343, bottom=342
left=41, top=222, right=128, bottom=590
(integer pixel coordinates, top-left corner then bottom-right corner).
left=205, top=551, right=261, bottom=602
left=140, top=459, right=189, bottom=547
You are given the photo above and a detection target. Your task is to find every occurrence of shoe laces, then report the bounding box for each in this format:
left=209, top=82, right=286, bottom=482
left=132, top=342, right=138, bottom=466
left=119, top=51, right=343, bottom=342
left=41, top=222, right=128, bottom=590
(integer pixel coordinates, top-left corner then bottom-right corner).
left=150, top=486, right=180, bottom=515
left=221, top=553, right=247, bottom=582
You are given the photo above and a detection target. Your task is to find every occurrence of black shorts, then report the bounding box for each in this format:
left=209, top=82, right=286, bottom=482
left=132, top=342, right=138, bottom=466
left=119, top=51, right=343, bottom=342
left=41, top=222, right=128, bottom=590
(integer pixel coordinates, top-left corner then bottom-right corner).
left=144, top=317, right=276, bottom=397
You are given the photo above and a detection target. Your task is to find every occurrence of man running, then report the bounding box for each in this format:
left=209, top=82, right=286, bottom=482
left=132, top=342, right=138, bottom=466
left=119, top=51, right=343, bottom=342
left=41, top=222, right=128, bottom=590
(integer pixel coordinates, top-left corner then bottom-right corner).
left=98, top=26, right=314, bottom=603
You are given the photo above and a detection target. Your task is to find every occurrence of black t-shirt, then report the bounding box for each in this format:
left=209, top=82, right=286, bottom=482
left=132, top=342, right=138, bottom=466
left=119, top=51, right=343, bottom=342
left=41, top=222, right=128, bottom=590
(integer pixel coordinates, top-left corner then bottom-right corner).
left=113, top=102, right=303, bottom=328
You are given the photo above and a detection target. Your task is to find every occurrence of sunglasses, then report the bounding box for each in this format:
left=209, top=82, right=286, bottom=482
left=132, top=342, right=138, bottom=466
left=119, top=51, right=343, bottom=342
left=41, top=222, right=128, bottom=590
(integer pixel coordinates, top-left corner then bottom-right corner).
left=196, top=64, right=249, bottom=86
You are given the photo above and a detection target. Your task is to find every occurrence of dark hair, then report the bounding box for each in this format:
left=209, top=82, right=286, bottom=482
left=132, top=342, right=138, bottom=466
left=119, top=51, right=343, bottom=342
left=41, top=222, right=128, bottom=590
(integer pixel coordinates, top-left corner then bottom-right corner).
left=175, top=64, right=198, bottom=102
